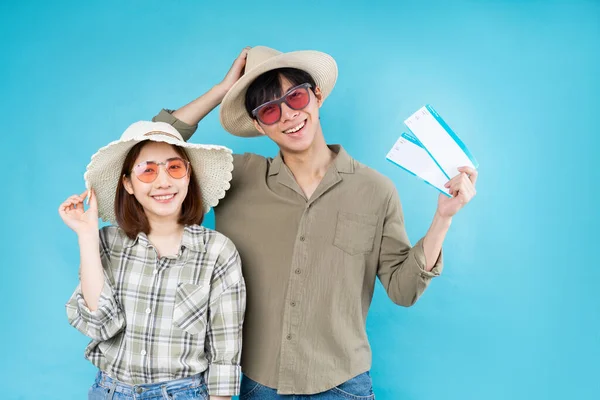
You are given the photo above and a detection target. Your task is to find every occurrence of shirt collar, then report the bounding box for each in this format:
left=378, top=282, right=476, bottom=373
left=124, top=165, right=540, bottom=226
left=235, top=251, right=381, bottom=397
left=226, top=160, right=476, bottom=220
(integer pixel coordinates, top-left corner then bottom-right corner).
left=268, top=144, right=355, bottom=176
left=180, top=225, right=206, bottom=252
left=123, top=225, right=206, bottom=253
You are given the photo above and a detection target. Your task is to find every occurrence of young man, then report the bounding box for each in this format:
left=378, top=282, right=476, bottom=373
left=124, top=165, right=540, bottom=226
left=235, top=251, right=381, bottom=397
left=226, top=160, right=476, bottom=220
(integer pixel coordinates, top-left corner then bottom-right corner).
left=153, top=46, right=478, bottom=399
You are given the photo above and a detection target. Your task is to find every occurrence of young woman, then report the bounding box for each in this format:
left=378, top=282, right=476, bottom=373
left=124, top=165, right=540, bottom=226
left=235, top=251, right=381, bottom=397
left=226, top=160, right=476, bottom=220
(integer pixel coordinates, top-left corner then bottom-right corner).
left=60, top=120, right=245, bottom=400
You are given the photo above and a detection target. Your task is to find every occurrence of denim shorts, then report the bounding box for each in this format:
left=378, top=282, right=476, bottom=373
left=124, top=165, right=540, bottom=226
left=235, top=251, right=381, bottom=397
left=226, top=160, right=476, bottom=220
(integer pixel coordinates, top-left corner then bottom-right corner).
left=239, top=371, right=375, bottom=399
left=88, top=370, right=208, bottom=400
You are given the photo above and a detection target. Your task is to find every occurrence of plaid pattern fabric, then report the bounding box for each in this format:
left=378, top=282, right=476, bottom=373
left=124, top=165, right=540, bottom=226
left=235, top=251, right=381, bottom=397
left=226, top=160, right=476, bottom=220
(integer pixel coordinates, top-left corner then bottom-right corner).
left=66, top=225, right=245, bottom=396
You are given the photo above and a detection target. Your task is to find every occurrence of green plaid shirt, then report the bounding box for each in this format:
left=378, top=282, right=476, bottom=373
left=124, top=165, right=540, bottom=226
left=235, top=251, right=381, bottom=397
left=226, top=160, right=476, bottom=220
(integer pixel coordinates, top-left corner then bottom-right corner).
left=66, top=225, right=246, bottom=396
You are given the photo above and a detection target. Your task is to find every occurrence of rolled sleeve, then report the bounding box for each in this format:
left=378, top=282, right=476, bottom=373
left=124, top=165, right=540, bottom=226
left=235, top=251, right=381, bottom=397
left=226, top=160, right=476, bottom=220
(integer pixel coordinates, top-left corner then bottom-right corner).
left=410, top=237, right=444, bottom=279
left=205, top=240, right=246, bottom=395
left=205, top=278, right=246, bottom=395
left=377, top=188, right=443, bottom=307
left=206, top=362, right=242, bottom=396
left=152, top=109, right=198, bottom=141
left=65, top=279, right=125, bottom=341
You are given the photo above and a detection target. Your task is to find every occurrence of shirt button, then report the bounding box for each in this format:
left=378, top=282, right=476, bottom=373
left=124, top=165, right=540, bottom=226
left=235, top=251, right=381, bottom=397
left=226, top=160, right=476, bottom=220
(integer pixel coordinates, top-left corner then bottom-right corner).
left=153, top=269, right=158, bottom=275
left=299, top=236, right=305, bottom=242
left=290, top=301, right=296, bottom=307
left=145, top=308, right=151, bottom=314
left=295, top=268, right=302, bottom=275
left=141, top=350, right=147, bottom=356
left=286, top=334, right=292, bottom=340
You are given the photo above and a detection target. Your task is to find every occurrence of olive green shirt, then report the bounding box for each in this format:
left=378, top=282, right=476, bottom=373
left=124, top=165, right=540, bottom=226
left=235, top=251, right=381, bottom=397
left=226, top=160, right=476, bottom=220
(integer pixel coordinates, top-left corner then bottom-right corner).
left=154, top=110, right=443, bottom=395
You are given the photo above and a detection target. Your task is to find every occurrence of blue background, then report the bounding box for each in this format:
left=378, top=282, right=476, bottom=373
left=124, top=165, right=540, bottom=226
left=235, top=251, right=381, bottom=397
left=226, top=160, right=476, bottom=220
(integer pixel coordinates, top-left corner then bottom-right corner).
left=1, top=1, right=598, bottom=399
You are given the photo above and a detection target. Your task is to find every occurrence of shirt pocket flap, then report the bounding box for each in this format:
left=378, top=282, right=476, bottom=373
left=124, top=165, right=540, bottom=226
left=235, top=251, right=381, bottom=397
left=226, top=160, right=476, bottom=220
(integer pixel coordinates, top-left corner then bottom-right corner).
left=333, top=211, right=379, bottom=255
left=173, top=283, right=210, bottom=336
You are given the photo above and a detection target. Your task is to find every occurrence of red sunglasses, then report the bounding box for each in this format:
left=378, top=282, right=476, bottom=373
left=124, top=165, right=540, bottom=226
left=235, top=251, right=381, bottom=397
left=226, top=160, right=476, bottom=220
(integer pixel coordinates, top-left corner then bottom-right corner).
left=251, top=83, right=312, bottom=125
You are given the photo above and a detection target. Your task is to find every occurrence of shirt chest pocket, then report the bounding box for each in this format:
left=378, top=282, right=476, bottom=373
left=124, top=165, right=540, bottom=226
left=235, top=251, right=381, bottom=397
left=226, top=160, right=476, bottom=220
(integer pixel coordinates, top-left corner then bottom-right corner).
left=173, top=283, right=210, bottom=336
left=333, top=211, right=379, bottom=255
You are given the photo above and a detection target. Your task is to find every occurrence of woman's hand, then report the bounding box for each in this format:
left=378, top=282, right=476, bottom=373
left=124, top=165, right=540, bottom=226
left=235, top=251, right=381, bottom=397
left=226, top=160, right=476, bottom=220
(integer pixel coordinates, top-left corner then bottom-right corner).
left=58, top=189, right=99, bottom=238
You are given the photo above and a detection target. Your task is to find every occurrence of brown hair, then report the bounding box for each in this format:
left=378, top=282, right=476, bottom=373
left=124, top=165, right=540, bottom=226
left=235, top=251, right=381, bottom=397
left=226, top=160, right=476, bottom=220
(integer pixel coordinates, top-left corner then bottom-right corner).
left=115, top=141, right=204, bottom=239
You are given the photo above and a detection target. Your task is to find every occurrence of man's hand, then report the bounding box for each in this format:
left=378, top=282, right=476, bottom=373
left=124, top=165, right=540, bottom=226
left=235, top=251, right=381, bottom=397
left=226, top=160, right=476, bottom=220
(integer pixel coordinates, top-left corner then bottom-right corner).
left=171, top=47, right=252, bottom=127
left=215, top=47, right=251, bottom=95
left=437, top=166, right=478, bottom=218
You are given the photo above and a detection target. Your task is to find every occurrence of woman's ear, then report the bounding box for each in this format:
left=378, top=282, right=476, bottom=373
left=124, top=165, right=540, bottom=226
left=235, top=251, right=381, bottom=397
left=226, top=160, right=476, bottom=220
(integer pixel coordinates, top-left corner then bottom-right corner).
left=122, top=175, right=134, bottom=195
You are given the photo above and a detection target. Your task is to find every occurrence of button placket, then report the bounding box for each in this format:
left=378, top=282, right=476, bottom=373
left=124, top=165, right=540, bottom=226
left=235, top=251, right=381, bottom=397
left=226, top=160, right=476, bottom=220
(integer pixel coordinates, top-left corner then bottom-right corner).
left=278, top=207, right=310, bottom=385
left=289, top=208, right=310, bottom=341
left=288, top=205, right=311, bottom=320
left=141, top=257, right=168, bottom=369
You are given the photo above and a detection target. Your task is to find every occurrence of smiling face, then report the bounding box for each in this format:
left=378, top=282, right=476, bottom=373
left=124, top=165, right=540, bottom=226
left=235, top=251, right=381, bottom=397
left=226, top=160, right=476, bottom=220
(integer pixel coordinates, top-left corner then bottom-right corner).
left=122, top=141, right=191, bottom=224
left=245, top=68, right=324, bottom=155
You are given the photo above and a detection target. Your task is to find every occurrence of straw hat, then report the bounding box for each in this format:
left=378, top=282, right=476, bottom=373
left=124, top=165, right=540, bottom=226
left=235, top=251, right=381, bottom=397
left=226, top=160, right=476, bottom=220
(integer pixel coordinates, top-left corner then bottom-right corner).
left=219, top=45, right=338, bottom=137
left=84, top=121, right=233, bottom=224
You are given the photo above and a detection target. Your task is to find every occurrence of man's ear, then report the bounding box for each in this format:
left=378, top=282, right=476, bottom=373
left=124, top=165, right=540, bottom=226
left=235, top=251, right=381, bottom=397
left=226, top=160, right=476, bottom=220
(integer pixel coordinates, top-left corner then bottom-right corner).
left=252, top=119, right=266, bottom=135
left=314, top=86, right=323, bottom=107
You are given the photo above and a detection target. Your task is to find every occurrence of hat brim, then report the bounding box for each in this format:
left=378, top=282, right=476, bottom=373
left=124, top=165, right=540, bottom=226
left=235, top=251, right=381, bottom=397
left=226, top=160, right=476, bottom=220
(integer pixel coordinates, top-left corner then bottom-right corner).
left=84, top=134, right=233, bottom=224
left=219, top=50, right=338, bottom=137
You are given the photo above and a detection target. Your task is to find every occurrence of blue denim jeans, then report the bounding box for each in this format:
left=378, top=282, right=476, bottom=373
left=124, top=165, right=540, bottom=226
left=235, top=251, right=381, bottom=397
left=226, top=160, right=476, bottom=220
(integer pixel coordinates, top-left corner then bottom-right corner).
left=239, top=372, right=375, bottom=400
left=88, top=370, right=208, bottom=400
